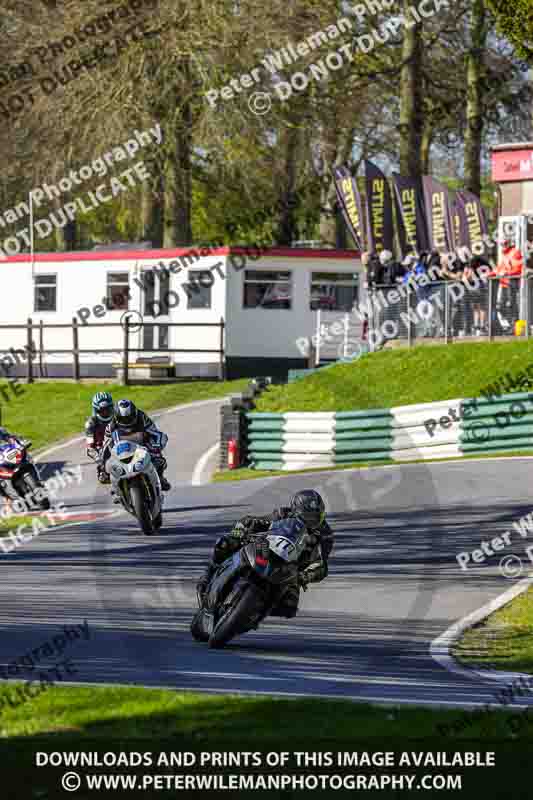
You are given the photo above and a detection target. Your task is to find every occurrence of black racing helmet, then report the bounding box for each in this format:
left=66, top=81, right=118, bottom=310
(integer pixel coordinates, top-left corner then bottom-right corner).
left=113, top=399, right=138, bottom=431
left=290, top=489, right=325, bottom=529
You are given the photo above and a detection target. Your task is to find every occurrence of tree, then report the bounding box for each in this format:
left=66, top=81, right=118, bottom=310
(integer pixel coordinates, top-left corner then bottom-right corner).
left=486, top=0, right=533, bottom=62
left=399, top=0, right=424, bottom=177
left=464, top=0, right=488, bottom=196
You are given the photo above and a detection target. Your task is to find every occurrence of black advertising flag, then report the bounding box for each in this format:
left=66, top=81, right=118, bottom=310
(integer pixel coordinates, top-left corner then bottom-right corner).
left=450, top=198, right=469, bottom=250
left=422, top=176, right=455, bottom=253
left=392, top=174, right=429, bottom=256
left=332, top=165, right=365, bottom=250
left=365, top=160, right=394, bottom=254
left=456, top=190, right=489, bottom=251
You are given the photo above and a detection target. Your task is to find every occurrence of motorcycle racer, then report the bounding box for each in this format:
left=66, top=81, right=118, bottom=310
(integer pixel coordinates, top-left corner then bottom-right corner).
left=100, top=399, right=171, bottom=494
left=0, top=426, right=28, bottom=446
left=196, top=489, right=334, bottom=618
left=85, top=391, right=113, bottom=483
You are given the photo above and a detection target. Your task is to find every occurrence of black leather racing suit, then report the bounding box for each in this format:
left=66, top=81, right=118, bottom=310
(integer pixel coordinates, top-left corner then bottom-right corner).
left=198, top=507, right=335, bottom=618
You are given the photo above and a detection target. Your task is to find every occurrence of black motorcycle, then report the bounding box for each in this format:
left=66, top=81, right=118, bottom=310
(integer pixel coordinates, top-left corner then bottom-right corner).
left=0, top=437, right=50, bottom=510
left=191, top=517, right=311, bottom=649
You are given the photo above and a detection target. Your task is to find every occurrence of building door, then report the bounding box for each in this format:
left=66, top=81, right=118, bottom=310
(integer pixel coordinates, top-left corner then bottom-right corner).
left=141, top=271, right=170, bottom=352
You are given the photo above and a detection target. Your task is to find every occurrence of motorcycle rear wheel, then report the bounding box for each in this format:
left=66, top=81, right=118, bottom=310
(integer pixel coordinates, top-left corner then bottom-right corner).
left=208, top=585, right=264, bottom=649
left=130, top=482, right=154, bottom=535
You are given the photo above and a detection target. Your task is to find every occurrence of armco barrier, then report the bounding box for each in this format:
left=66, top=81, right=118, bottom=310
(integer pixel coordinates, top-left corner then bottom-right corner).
left=246, top=392, right=533, bottom=470
left=247, top=412, right=335, bottom=471
left=460, top=391, right=533, bottom=454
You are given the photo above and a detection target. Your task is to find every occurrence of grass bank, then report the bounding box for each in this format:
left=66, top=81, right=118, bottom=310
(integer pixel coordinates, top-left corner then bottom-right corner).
left=453, top=586, right=533, bottom=674
left=0, top=686, right=531, bottom=796
left=0, top=683, right=525, bottom=740
left=0, top=515, right=34, bottom=538
left=0, top=379, right=248, bottom=452
left=255, top=341, right=533, bottom=412
left=213, top=450, right=533, bottom=483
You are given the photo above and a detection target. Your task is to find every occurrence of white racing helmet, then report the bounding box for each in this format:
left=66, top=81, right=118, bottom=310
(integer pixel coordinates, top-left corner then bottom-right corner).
left=379, top=250, right=393, bottom=266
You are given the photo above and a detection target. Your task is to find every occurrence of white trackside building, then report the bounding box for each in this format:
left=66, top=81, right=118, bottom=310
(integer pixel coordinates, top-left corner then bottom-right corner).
left=0, top=245, right=362, bottom=380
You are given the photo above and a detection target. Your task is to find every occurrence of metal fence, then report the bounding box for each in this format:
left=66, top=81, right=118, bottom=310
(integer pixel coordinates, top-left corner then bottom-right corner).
left=309, top=275, right=533, bottom=365
left=368, top=275, right=529, bottom=349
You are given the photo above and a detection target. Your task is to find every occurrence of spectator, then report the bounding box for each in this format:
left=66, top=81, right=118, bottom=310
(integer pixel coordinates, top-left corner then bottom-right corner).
left=378, top=250, right=404, bottom=337
left=489, top=239, right=524, bottom=333
left=380, top=250, right=405, bottom=286
left=440, top=250, right=468, bottom=336
left=402, top=254, right=433, bottom=337
left=466, top=254, right=491, bottom=336
left=365, top=250, right=384, bottom=290
left=363, top=250, right=384, bottom=338
left=425, top=250, right=444, bottom=336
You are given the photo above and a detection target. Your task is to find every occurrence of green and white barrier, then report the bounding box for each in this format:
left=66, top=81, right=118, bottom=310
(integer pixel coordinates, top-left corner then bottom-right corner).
left=247, top=413, right=335, bottom=470
left=247, top=392, right=533, bottom=470
left=460, top=391, right=533, bottom=454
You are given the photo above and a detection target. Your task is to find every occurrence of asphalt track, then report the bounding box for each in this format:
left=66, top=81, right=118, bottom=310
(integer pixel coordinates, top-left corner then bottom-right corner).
left=1, top=396, right=533, bottom=710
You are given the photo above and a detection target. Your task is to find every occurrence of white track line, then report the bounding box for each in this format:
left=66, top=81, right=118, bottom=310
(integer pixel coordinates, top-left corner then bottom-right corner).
left=430, top=573, right=533, bottom=683
left=3, top=676, right=533, bottom=709
left=192, top=443, right=220, bottom=486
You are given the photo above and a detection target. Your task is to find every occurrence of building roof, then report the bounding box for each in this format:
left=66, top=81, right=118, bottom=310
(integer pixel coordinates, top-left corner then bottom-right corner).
left=491, top=142, right=533, bottom=152
left=0, top=245, right=360, bottom=264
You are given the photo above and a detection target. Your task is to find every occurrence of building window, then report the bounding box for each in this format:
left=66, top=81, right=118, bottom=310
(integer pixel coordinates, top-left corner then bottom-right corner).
left=34, top=274, right=57, bottom=312
left=186, top=270, right=213, bottom=309
left=243, top=270, right=292, bottom=309
left=106, top=272, right=130, bottom=310
left=310, top=272, right=358, bottom=312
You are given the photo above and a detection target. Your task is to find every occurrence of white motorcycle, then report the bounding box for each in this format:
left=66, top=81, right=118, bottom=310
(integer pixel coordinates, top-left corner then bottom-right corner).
left=106, top=434, right=163, bottom=535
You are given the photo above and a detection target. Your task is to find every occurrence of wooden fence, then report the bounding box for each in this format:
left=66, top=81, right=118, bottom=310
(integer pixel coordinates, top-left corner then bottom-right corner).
left=0, top=317, right=226, bottom=384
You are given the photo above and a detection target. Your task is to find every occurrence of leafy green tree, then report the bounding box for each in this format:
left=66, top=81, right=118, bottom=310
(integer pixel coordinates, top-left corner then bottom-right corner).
left=486, top=0, right=533, bottom=61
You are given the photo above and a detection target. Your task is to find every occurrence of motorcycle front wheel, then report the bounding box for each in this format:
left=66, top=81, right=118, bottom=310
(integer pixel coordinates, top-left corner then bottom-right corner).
left=208, top=584, right=265, bottom=650
left=130, top=481, right=154, bottom=536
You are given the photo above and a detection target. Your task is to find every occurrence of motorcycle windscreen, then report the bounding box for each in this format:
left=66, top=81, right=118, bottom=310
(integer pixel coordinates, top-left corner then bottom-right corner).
left=206, top=550, right=243, bottom=610
left=267, top=517, right=308, bottom=562
left=112, top=431, right=144, bottom=447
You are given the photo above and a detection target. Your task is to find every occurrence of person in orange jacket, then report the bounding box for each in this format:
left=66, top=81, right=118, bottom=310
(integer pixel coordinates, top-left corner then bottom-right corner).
left=489, top=239, right=524, bottom=331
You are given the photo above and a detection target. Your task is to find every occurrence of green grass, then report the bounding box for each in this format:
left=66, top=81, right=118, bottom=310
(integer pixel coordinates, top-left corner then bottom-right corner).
left=213, top=460, right=392, bottom=482
left=0, top=684, right=526, bottom=741
left=453, top=587, right=533, bottom=674
left=213, top=450, right=533, bottom=483
left=1, top=686, right=532, bottom=797
left=0, top=379, right=248, bottom=451
left=255, top=341, right=533, bottom=412
left=0, top=515, right=39, bottom=537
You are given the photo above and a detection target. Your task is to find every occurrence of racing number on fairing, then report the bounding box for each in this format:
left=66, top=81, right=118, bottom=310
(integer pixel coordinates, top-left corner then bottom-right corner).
left=282, top=540, right=295, bottom=556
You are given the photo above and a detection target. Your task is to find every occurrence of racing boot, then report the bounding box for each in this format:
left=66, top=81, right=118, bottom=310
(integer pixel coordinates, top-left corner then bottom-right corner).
left=155, top=460, right=171, bottom=491
left=196, top=562, right=216, bottom=606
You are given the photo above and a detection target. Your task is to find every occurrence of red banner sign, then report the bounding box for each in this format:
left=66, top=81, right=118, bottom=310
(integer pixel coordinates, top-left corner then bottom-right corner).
left=492, top=149, right=533, bottom=182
